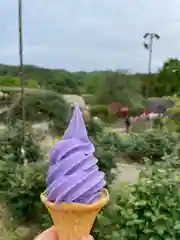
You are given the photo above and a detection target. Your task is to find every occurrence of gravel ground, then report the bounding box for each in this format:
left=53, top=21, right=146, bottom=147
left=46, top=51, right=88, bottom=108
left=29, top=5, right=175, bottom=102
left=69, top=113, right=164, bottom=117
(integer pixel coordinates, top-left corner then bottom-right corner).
left=115, top=162, right=141, bottom=184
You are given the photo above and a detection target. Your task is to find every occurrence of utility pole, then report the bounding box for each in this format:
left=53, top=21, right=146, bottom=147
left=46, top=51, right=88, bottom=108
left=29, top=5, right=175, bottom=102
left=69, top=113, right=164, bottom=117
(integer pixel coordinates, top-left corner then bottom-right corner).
left=143, top=33, right=160, bottom=98
left=18, top=0, right=25, bottom=162
left=143, top=32, right=160, bottom=74
left=143, top=33, right=160, bottom=129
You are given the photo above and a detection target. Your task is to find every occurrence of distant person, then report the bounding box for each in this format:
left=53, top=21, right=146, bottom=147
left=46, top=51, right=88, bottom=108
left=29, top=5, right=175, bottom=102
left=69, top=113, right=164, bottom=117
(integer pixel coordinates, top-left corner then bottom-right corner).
left=124, top=116, right=131, bottom=133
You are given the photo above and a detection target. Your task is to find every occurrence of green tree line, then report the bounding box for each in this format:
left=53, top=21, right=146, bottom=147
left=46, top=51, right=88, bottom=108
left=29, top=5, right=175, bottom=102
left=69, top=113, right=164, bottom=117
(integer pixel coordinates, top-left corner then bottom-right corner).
left=1, top=58, right=180, bottom=98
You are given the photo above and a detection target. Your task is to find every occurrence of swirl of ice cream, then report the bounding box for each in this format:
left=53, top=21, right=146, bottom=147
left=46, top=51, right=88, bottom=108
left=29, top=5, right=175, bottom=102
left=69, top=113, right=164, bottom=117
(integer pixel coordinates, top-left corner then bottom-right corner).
left=46, top=104, right=106, bottom=204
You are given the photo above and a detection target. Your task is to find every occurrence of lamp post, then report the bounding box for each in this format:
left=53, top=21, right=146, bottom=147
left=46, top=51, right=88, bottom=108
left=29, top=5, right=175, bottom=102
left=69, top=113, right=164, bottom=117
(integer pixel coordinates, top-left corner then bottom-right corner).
left=143, top=33, right=160, bottom=129
left=18, top=0, right=25, bottom=162
left=143, top=32, right=160, bottom=74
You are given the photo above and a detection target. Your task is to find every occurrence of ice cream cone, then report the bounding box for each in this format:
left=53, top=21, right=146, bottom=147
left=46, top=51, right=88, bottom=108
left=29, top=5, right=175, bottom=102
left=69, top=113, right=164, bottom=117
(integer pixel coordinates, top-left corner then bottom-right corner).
left=41, top=188, right=109, bottom=240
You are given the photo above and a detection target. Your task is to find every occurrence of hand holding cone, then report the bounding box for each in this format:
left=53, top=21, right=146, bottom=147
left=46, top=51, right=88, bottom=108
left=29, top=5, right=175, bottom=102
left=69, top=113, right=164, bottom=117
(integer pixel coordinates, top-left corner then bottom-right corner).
left=41, top=189, right=109, bottom=240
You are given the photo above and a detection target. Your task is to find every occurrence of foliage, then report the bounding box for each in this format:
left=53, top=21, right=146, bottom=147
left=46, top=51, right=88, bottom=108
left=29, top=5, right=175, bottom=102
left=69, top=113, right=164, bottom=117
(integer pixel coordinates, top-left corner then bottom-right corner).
left=167, top=96, right=180, bottom=115
left=122, top=130, right=178, bottom=162
left=84, top=71, right=105, bottom=94
left=0, top=64, right=80, bottom=94
left=0, top=159, right=15, bottom=190
left=137, top=73, right=158, bottom=97
left=155, top=58, right=180, bottom=96
left=89, top=105, right=118, bottom=123
left=93, top=157, right=180, bottom=240
left=9, top=92, right=71, bottom=134
left=0, top=121, right=43, bottom=164
left=0, top=121, right=50, bottom=229
left=165, top=96, right=180, bottom=131
left=95, top=71, right=144, bottom=109
left=0, top=160, right=52, bottom=229
left=91, top=131, right=121, bottom=186
left=0, top=76, right=38, bottom=88
left=127, top=107, right=145, bottom=117
left=43, top=71, right=80, bottom=94
left=90, top=105, right=109, bottom=117
left=86, top=117, right=104, bottom=138
left=1, top=61, right=180, bottom=100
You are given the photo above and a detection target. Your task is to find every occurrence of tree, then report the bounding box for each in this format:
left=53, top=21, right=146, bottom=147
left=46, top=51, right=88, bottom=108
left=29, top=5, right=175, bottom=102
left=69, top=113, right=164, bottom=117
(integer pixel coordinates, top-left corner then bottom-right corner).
left=0, top=76, right=38, bottom=88
left=95, top=71, right=144, bottom=108
left=135, top=73, right=158, bottom=97
left=156, top=58, right=180, bottom=96
left=84, top=71, right=106, bottom=94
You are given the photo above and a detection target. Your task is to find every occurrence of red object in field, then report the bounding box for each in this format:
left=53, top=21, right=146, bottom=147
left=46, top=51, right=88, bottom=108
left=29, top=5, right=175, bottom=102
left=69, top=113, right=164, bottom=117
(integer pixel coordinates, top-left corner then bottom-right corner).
left=144, top=109, right=152, bottom=115
left=119, top=108, right=129, bottom=115
left=139, top=109, right=152, bottom=117
left=109, top=102, right=122, bottom=114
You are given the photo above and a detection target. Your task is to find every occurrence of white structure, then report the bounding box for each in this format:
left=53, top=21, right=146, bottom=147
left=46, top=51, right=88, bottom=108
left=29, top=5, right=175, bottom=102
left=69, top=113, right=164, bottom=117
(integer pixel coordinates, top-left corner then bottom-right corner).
left=62, top=94, right=87, bottom=109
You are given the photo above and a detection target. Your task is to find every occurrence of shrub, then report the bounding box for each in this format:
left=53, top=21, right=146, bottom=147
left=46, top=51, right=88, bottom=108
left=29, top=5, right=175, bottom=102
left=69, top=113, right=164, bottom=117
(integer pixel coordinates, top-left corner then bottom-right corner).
left=0, top=160, right=52, bottom=229
left=122, top=130, right=178, bottom=163
left=90, top=105, right=118, bottom=123
left=90, top=105, right=109, bottom=117
left=0, top=121, right=43, bottom=164
left=10, top=91, right=71, bottom=135
left=87, top=118, right=121, bottom=185
left=92, top=132, right=121, bottom=186
left=100, top=114, right=119, bottom=124
left=0, top=76, right=38, bottom=88
left=86, top=117, right=104, bottom=138
left=93, top=158, right=180, bottom=239
left=0, top=159, right=15, bottom=191
left=0, top=121, right=48, bottom=232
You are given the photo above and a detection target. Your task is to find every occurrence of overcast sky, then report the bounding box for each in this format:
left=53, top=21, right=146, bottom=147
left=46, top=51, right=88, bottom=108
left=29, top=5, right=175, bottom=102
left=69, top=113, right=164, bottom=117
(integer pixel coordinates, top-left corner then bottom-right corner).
left=0, top=0, right=180, bottom=73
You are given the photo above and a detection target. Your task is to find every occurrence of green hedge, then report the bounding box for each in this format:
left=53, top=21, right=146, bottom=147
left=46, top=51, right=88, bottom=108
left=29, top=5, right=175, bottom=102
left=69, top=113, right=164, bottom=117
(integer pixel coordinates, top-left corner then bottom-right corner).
left=93, top=158, right=180, bottom=239
left=1, top=161, right=52, bottom=228
left=122, top=130, right=178, bottom=163
left=10, top=92, right=71, bottom=135
left=0, top=121, right=43, bottom=164
left=90, top=105, right=118, bottom=123
left=90, top=105, right=109, bottom=116
left=0, top=76, right=38, bottom=88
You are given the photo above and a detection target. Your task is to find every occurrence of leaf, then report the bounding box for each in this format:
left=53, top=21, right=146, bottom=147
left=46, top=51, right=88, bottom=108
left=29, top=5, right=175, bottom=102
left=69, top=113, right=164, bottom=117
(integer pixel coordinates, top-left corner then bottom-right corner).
left=112, top=231, right=121, bottom=240
left=154, top=224, right=166, bottom=235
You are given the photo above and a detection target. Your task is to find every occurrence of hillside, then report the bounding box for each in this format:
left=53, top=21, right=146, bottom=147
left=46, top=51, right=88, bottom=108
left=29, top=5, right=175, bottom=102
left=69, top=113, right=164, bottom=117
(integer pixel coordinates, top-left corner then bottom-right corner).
left=0, top=64, right=157, bottom=97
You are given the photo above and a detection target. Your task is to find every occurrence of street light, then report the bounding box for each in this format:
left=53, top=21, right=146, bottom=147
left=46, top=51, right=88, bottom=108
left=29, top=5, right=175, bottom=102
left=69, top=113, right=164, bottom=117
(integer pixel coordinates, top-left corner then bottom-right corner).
left=143, top=33, right=160, bottom=74
left=143, top=33, right=160, bottom=129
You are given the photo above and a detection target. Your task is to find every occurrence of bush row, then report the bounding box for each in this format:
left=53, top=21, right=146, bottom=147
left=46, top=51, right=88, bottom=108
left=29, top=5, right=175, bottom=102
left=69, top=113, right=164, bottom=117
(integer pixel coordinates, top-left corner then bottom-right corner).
left=121, top=130, right=179, bottom=163
left=93, top=156, right=180, bottom=240
left=1, top=119, right=180, bottom=239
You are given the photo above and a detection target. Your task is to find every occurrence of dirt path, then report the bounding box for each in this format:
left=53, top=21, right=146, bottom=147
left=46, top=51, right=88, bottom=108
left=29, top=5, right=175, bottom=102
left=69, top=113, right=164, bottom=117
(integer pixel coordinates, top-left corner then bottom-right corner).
left=115, top=162, right=141, bottom=184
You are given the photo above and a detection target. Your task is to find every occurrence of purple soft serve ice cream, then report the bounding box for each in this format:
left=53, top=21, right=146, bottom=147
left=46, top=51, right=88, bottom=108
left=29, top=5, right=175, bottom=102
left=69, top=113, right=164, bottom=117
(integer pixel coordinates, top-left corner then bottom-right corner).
left=46, top=104, right=106, bottom=204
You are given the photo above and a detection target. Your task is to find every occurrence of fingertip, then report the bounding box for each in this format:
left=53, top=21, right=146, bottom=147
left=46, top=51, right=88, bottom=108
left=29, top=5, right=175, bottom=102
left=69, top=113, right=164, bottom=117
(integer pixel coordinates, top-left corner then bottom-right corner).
left=81, top=236, right=94, bottom=240
left=34, top=226, right=58, bottom=240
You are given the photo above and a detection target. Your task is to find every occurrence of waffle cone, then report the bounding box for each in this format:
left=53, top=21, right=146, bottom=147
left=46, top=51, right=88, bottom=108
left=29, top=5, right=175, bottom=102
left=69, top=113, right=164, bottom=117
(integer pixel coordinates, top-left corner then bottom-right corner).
left=41, top=188, right=109, bottom=240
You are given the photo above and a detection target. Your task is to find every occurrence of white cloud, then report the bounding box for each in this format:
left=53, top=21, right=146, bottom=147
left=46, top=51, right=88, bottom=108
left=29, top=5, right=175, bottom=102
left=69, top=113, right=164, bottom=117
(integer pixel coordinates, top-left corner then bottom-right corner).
left=0, top=0, right=180, bottom=72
